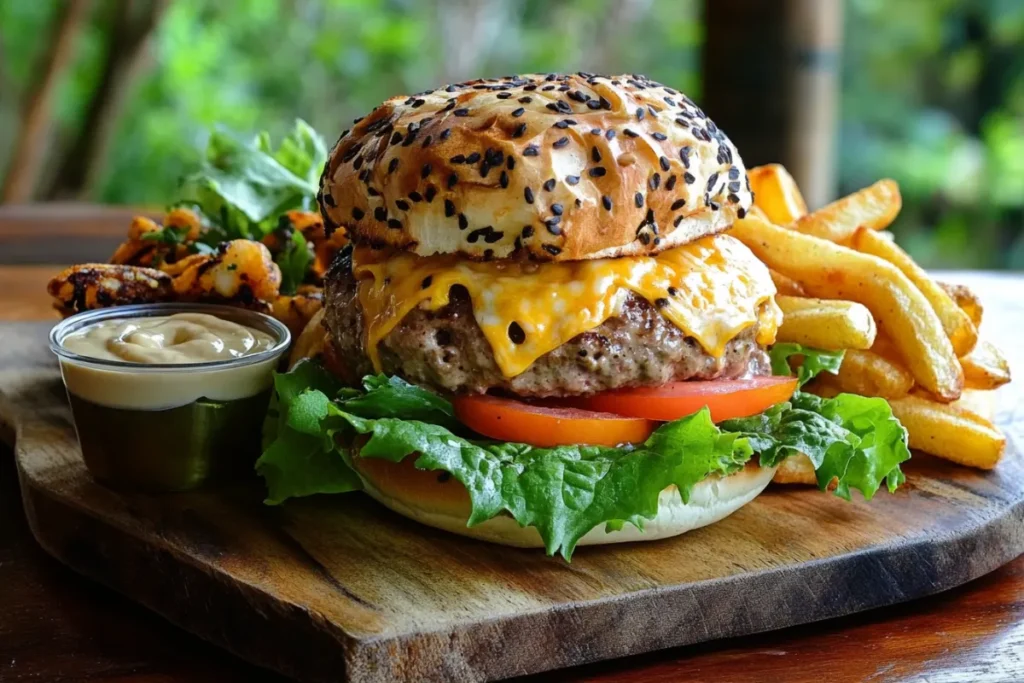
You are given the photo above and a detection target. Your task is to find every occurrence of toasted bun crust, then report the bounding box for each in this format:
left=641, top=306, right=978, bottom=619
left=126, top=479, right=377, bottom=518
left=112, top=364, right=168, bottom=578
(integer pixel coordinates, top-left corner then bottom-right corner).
left=319, top=73, right=751, bottom=262
left=351, top=455, right=775, bottom=548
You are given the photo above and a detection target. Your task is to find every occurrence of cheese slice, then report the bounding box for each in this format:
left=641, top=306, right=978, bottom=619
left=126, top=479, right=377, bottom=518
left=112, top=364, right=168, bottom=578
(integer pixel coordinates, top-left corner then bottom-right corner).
left=352, top=234, right=781, bottom=378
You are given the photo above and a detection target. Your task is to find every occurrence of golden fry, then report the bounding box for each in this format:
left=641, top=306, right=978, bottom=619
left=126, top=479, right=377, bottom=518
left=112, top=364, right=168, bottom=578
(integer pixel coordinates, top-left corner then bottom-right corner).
left=770, top=270, right=806, bottom=296
left=749, top=164, right=808, bottom=225
left=288, top=308, right=328, bottom=369
left=888, top=395, right=1005, bottom=469
left=790, top=179, right=901, bottom=242
left=852, top=227, right=977, bottom=356
left=776, top=296, right=876, bottom=350
left=938, top=281, right=983, bottom=328
left=961, top=341, right=1011, bottom=390
left=832, top=349, right=914, bottom=399
left=731, top=217, right=964, bottom=401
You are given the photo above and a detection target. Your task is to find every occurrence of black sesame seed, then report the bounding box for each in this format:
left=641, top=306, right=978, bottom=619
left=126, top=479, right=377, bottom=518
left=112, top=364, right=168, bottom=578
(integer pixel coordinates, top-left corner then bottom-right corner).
left=635, top=192, right=644, bottom=208
left=652, top=132, right=667, bottom=141
left=458, top=213, right=468, bottom=230
left=409, top=190, right=424, bottom=202
left=388, top=158, right=400, bottom=173
left=599, top=96, right=612, bottom=110
left=729, top=166, right=741, bottom=180
left=387, top=218, right=402, bottom=230
left=500, top=171, right=509, bottom=188
left=671, top=198, right=686, bottom=210
left=706, top=172, right=720, bottom=192
left=684, top=172, right=696, bottom=184
left=507, top=322, right=526, bottom=344
left=447, top=173, right=458, bottom=189
left=390, top=132, right=403, bottom=145
left=592, top=146, right=602, bottom=163
left=524, top=187, right=535, bottom=204
left=709, top=201, right=720, bottom=210
left=513, top=123, right=527, bottom=138
left=553, top=137, right=569, bottom=148
left=728, top=180, right=741, bottom=192
left=673, top=215, right=684, bottom=227
left=551, top=203, right=563, bottom=215
left=419, top=164, right=431, bottom=179
left=587, top=100, right=601, bottom=110
left=512, top=107, right=525, bottom=117
left=353, top=156, right=363, bottom=170
left=411, top=98, right=425, bottom=108
left=440, top=128, right=452, bottom=140
left=522, top=225, right=534, bottom=238
left=450, top=154, right=465, bottom=164
left=650, top=173, right=661, bottom=190
left=444, top=199, right=456, bottom=217
left=668, top=286, right=679, bottom=297
left=575, top=198, right=582, bottom=207
left=554, top=120, right=570, bottom=129
left=602, top=195, right=613, bottom=211
left=422, top=275, right=433, bottom=289
left=659, top=156, right=670, bottom=171
left=497, top=92, right=512, bottom=100
left=565, top=175, right=580, bottom=185
left=737, top=207, right=747, bottom=218
left=655, top=297, right=669, bottom=308
left=545, top=102, right=559, bottom=112
left=638, top=232, right=651, bottom=246
left=351, top=207, right=365, bottom=220
left=374, top=207, right=387, bottom=221
left=636, top=107, right=645, bottom=121
left=589, top=167, right=606, bottom=177
left=466, top=152, right=481, bottom=164
left=395, top=199, right=410, bottom=211
left=665, top=175, right=677, bottom=191
left=545, top=217, right=562, bottom=234
left=518, top=96, right=532, bottom=103
left=543, top=178, right=556, bottom=192
left=728, top=193, right=740, bottom=204
left=523, top=144, right=539, bottom=157
left=454, top=108, right=470, bottom=116
left=590, top=128, right=601, bottom=135
left=543, top=244, right=562, bottom=256
left=605, top=129, right=616, bottom=140
left=623, top=128, right=639, bottom=138
left=366, top=185, right=379, bottom=196
left=425, top=185, right=437, bottom=203
left=422, top=134, right=433, bottom=148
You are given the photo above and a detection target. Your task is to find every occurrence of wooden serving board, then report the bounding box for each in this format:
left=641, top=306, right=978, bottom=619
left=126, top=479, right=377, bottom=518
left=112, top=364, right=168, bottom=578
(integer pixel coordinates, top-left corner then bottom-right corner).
left=2, top=315, right=1023, bottom=683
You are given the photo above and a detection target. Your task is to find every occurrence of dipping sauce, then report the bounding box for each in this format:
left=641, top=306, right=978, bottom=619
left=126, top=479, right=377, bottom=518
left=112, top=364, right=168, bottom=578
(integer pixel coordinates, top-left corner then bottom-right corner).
left=61, top=312, right=276, bottom=364
left=50, top=304, right=291, bottom=492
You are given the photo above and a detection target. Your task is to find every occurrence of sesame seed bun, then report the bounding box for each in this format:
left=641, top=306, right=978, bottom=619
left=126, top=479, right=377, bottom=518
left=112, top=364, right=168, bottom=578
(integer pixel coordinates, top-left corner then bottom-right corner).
left=350, top=454, right=776, bottom=548
left=319, top=73, right=752, bottom=262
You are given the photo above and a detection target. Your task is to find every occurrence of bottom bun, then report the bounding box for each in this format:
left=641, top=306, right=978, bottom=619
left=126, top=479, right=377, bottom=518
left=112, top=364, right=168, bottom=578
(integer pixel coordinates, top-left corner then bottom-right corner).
left=351, top=455, right=777, bottom=548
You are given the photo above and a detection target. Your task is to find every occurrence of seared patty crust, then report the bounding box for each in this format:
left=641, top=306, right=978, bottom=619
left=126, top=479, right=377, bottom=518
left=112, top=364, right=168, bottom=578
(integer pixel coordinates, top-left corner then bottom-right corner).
left=324, top=255, right=771, bottom=397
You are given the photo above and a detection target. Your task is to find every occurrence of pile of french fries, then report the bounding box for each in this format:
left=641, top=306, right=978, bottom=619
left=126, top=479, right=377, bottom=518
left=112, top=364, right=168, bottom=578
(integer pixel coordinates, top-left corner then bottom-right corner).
left=740, top=164, right=1012, bottom=480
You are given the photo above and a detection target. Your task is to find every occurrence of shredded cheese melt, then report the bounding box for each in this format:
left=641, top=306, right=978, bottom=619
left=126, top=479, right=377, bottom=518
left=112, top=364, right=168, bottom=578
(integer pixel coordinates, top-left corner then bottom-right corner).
left=353, top=234, right=781, bottom=378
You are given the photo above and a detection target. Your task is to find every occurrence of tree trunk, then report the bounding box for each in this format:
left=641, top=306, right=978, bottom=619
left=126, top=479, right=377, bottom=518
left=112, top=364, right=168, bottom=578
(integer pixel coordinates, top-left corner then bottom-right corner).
left=1, top=0, right=94, bottom=204
left=45, top=0, right=169, bottom=201
left=702, top=0, right=842, bottom=209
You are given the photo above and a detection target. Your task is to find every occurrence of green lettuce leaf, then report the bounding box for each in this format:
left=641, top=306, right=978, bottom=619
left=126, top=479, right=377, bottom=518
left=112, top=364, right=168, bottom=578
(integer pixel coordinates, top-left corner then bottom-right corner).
left=257, top=361, right=910, bottom=559
left=768, top=342, right=845, bottom=387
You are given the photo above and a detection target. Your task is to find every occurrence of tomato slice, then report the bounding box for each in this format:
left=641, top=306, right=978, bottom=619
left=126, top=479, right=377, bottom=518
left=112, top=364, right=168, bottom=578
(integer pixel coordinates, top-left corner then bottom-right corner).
left=453, top=394, right=656, bottom=448
left=574, top=377, right=798, bottom=423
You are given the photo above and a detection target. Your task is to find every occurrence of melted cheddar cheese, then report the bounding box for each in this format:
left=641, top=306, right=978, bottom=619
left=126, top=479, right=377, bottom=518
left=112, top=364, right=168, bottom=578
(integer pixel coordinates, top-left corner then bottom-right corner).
left=353, top=234, right=781, bottom=378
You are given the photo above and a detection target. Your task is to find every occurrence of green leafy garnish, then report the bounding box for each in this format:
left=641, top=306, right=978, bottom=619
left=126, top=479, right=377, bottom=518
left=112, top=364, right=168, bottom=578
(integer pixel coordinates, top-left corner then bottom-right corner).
left=140, top=225, right=192, bottom=246
left=768, top=342, right=845, bottom=387
left=256, top=361, right=911, bottom=560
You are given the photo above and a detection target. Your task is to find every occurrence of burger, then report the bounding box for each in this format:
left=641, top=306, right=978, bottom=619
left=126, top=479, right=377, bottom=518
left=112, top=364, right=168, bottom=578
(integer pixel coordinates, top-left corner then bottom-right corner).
left=258, top=73, right=909, bottom=560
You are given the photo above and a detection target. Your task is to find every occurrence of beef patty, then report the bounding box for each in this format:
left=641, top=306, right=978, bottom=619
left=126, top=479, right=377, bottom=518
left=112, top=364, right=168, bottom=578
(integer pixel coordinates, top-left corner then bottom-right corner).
left=324, top=257, right=771, bottom=397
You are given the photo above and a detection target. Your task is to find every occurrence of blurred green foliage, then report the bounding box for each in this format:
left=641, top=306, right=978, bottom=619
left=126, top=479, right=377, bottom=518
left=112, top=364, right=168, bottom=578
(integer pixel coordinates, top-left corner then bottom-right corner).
left=1, top=0, right=1022, bottom=268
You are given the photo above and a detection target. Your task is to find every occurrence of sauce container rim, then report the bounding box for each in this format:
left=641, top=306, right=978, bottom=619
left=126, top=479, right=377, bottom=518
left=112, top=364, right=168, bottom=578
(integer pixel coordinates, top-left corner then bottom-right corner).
left=49, top=303, right=292, bottom=373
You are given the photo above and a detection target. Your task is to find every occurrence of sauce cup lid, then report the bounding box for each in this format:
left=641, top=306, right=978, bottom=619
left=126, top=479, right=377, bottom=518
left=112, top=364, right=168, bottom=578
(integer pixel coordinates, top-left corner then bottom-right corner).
left=49, top=303, right=292, bottom=373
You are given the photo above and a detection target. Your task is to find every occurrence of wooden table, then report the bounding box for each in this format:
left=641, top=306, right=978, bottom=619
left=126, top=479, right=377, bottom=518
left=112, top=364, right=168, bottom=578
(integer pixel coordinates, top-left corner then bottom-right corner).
left=1, top=205, right=1022, bottom=683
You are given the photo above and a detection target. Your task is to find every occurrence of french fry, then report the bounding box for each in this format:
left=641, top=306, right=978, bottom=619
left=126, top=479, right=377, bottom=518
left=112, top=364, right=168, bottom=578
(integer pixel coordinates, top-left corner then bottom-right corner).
left=749, top=164, right=808, bottom=225
left=790, top=179, right=902, bottom=242
left=746, top=205, right=771, bottom=222
left=949, top=388, right=998, bottom=422
left=776, top=296, right=876, bottom=350
left=771, top=270, right=806, bottom=296
left=852, top=227, right=977, bottom=357
left=960, top=341, right=1012, bottom=390
left=731, top=217, right=964, bottom=401
left=831, top=349, right=914, bottom=399
left=888, top=395, right=1005, bottom=469
left=939, top=282, right=983, bottom=328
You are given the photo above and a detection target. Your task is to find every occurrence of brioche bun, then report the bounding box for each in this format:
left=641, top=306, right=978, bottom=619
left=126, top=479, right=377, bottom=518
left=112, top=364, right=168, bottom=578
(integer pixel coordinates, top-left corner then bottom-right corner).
left=350, top=454, right=775, bottom=548
left=319, top=73, right=751, bottom=262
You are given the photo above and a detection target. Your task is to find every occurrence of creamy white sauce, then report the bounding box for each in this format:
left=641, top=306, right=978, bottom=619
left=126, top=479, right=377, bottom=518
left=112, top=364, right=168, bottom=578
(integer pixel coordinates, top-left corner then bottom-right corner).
left=57, top=312, right=284, bottom=411
left=61, top=313, right=275, bottom=364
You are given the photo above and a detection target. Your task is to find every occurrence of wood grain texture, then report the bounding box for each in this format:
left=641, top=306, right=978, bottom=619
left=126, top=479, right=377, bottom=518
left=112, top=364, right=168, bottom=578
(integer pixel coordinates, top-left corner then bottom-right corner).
left=0, top=203, right=155, bottom=265
left=1, top=301, right=1022, bottom=683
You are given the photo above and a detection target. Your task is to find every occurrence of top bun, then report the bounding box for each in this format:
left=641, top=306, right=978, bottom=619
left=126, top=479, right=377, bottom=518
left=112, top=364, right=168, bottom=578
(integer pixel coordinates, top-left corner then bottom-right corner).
left=319, top=73, right=752, bottom=262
